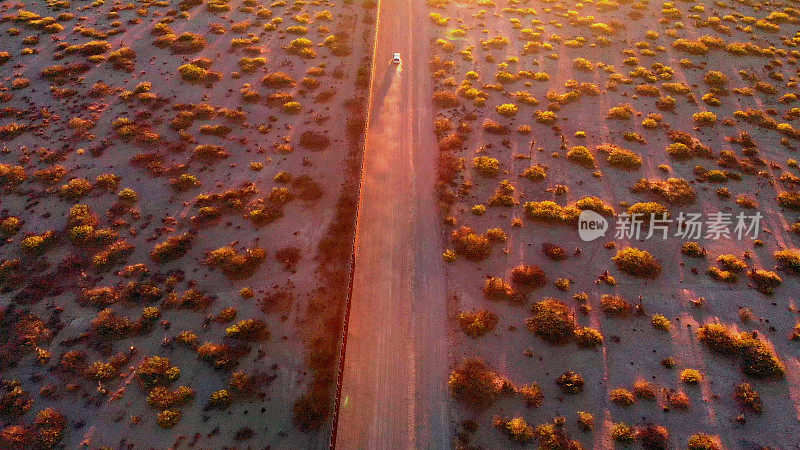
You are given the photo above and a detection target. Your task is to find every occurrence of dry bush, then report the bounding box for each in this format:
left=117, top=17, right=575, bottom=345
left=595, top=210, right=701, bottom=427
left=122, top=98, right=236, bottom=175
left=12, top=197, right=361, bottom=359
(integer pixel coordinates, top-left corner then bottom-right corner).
left=526, top=299, right=575, bottom=344
left=448, top=359, right=503, bottom=408
left=457, top=310, right=498, bottom=337
left=205, top=246, right=267, bottom=280
left=483, top=277, right=516, bottom=302
left=451, top=227, right=491, bottom=261
left=556, top=370, right=584, bottom=394
left=631, top=177, right=696, bottom=205
left=151, top=232, right=194, bottom=263
left=688, top=434, right=722, bottom=449
left=601, top=294, right=632, bottom=317
left=613, top=247, right=662, bottom=278
left=510, top=264, right=547, bottom=288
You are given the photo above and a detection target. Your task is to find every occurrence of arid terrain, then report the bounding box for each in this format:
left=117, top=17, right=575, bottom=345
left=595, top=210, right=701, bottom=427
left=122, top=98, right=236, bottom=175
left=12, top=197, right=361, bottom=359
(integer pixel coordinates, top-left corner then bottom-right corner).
left=0, top=0, right=375, bottom=447
left=3, top=0, right=800, bottom=448
left=426, top=0, right=800, bottom=447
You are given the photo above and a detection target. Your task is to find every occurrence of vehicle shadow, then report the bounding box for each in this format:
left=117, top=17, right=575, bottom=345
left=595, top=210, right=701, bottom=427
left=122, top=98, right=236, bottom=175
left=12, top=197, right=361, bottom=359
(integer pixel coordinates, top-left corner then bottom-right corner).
left=369, top=63, right=399, bottom=121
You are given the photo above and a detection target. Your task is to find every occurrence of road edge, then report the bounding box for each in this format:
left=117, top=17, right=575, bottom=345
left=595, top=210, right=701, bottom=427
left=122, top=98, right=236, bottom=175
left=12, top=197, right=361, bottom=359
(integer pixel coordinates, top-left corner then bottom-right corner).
left=328, top=0, right=383, bottom=447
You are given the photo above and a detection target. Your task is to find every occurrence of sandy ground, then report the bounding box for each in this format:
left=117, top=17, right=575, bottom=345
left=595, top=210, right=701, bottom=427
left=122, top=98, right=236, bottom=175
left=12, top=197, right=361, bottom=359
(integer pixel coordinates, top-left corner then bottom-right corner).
left=335, top=0, right=452, bottom=447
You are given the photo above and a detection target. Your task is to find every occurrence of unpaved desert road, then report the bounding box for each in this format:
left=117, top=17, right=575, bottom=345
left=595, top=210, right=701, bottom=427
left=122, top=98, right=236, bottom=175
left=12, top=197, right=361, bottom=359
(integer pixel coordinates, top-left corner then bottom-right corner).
left=333, top=0, right=451, bottom=448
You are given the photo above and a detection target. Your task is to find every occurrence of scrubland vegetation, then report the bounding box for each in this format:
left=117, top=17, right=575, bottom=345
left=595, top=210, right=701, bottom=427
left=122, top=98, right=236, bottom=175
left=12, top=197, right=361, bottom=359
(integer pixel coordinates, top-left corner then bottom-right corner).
left=429, top=0, right=800, bottom=446
left=0, top=0, right=374, bottom=446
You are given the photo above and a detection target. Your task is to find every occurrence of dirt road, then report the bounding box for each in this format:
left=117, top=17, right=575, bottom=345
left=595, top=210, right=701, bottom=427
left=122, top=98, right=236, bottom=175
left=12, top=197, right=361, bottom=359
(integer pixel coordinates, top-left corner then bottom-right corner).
left=333, top=0, right=451, bottom=447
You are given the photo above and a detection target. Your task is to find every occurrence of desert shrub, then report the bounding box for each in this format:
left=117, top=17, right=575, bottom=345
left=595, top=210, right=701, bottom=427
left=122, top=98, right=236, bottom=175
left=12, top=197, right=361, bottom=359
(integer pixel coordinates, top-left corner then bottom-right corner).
left=85, top=361, right=118, bottom=380
left=34, top=408, right=66, bottom=448
left=169, top=32, right=206, bottom=53
left=451, top=227, right=491, bottom=261
left=748, top=269, right=782, bottom=294
left=510, top=264, right=547, bottom=288
left=92, top=240, right=134, bottom=269
left=687, top=433, right=723, bottom=450
left=194, top=144, right=229, bottom=160
left=734, top=382, right=762, bottom=413
left=606, top=148, right=642, bottom=169
left=178, top=63, right=221, bottom=84
left=285, top=38, right=316, bottom=58
left=535, top=110, right=557, bottom=124
left=488, top=180, right=515, bottom=207
left=651, top=314, right=671, bottom=330
left=666, top=142, right=692, bottom=159
left=117, top=188, right=138, bottom=203
left=448, top=359, right=502, bottom=408
left=576, top=411, right=594, bottom=431
left=496, top=103, right=519, bottom=116
left=298, top=131, right=331, bottom=151
left=613, top=247, right=661, bottom=278
left=292, top=392, right=329, bottom=431
left=524, top=201, right=566, bottom=221
left=566, top=146, right=596, bottom=168
left=739, top=335, right=785, bottom=379
left=680, top=369, right=702, bottom=384
left=473, top=156, right=500, bottom=177
left=226, top=319, right=269, bottom=341
left=136, top=356, right=179, bottom=388
left=633, top=379, right=657, bottom=400
left=610, top=388, right=634, bottom=405
left=777, top=192, right=800, bottom=210
left=58, top=178, right=92, bottom=199
left=556, top=371, right=584, bottom=394
left=208, top=389, right=231, bottom=409
left=457, top=310, right=498, bottom=337
left=637, top=424, right=670, bottom=448
left=433, top=91, right=459, bottom=107
left=21, top=231, right=55, bottom=255
left=283, top=101, right=302, bottom=114
left=147, top=386, right=195, bottom=409
left=575, top=327, right=603, bottom=348
left=703, top=71, right=728, bottom=86
left=774, top=249, right=800, bottom=273
left=709, top=267, right=741, bottom=282
left=157, top=409, right=181, bottom=428
left=0, top=164, right=27, bottom=185
left=521, top=164, right=547, bottom=181
left=0, top=217, right=21, bottom=236
left=696, top=323, right=741, bottom=356
left=205, top=246, right=267, bottom=279
left=519, top=383, right=543, bottom=408
left=170, top=174, right=200, bottom=191
left=692, top=111, right=717, bottom=126
left=681, top=242, right=706, bottom=257
left=611, top=423, right=636, bottom=444
left=672, top=38, right=708, bottom=54
left=601, top=294, right=632, bottom=317
left=716, top=254, right=746, bottom=271
left=607, top=104, right=634, bottom=120
left=632, top=177, right=696, bottom=205
left=494, top=417, right=534, bottom=443
left=627, top=202, right=668, bottom=221
left=150, top=232, right=194, bottom=264
left=526, top=299, right=575, bottom=344
left=262, top=71, right=295, bottom=87
left=0, top=425, right=32, bottom=448
left=483, top=277, right=515, bottom=301
left=176, top=331, right=197, bottom=346
left=573, top=57, right=594, bottom=71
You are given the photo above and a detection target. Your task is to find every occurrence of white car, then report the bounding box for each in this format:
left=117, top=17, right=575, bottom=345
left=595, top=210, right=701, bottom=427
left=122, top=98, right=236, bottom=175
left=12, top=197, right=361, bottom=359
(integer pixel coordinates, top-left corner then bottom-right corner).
left=392, top=53, right=402, bottom=64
